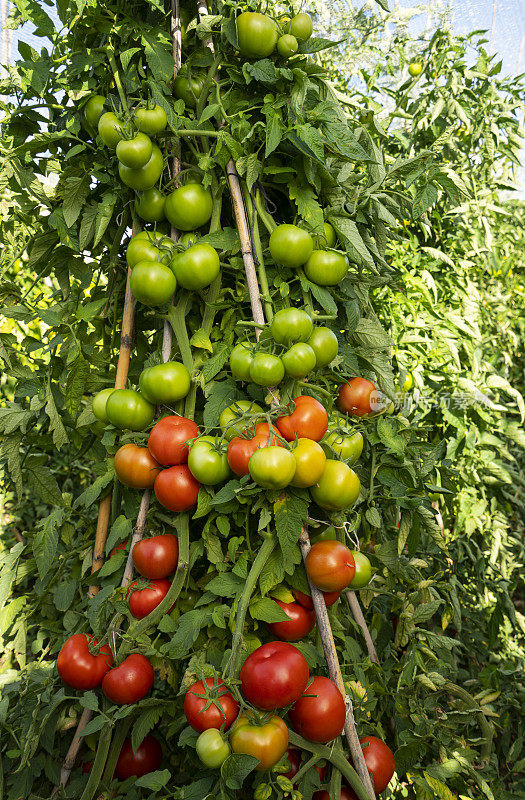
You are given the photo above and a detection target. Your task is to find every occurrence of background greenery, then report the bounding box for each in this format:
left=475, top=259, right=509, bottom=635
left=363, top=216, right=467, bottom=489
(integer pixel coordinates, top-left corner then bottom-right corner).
left=0, top=2, right=523, bottom=800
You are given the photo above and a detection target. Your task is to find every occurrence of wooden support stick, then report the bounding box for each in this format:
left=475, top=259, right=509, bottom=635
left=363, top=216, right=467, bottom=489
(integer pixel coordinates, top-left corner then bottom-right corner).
left=346, top=590, right=380, bottom=665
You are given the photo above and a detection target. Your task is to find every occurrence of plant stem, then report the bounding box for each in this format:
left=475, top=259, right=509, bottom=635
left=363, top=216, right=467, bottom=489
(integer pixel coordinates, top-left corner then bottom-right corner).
left=78, top=723, right=112, bottom=800
left=242, top=185, right=273, bottom=322
left=225, top=535, right=276, bottom=679
left=107, top=52, right=129, bottom=116
left=101, top=717, right=133, bottom=785
left=291, top=754, right=320, bottom=783
left=288, top=732, right=372, bottom=800
left=254, top=189, right=277, bottom=234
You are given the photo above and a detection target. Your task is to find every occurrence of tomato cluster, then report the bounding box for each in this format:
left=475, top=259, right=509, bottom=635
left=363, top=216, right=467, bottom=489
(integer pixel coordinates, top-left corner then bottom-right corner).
left=230, top=307, right=338, bottom=386
left=269, top=223, right=348, bottom=286
left=236, top=11, right=313, bottom=62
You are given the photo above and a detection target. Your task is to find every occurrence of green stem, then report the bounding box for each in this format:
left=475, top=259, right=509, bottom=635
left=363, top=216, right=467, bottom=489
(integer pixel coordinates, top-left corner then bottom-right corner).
left=196, top=55, right=221, bottom=120
left=288, top=732, right=372, bottom=800
left=225, top=535, right=276, bottom=679
left=119, top=513, right=190, bottom=656
left=175, top=128, right=219, bottom=138
left=101, top=717, right=132, bottom=785
left=254, top=190, right=277, bottom=234
left=291, top=754, right=320, bottom=783
left=107, top=52, right=129, bottom=116
left=79, top=723, right=112, bottom=800
left=243, top=187, right=273, bottom=321
left=167, top=294, right=195, bottom=417
left=443, top=682, right=494, bottom=760
left=298, top=381, right=332, bottom=399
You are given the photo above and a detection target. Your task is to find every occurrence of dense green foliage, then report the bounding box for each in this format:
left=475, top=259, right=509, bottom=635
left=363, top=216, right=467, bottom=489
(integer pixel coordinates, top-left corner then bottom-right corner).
left=0, top=2, right=523, bottom=800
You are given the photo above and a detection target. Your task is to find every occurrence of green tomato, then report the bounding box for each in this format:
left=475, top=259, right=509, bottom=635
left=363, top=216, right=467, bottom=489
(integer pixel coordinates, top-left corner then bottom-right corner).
left=322, top=430, right=363, bottom=465
left=119, top=144, right=164, bottom=190
left=310, top=460, right=361, bottom=510
left=188, top=436, right=231, bottom=485
left=348, top=551, right=372, bottom=589
left=310, top=525, right=338, bottom=543
left=236, top=12, right=279, bottom=58
left=282, top=343, right=316, bottom=379
left=277, top=34, right=298, bottom=57
left=180, top=232, right=199, bottom=247
left=92, top=388, right=115, bottom=422
left=304, top=250, right=348, bottom=286
left=139, top=361, right=191, bottom=404
left=402, top=372, right=414, bottom=391
left=307, top=327, right=338, bottom=368
left=269, top=224, right=313, bottom=268
left=196, top=729, right=231, bottom=769
left=98, top=112, right=124, bottom=148
left=270, top=308, right=313, bottom=345
left=173, top=73, right=206, bottom=108
left=408, top=62, right=422, bottom=77
left=135, top=104, right=167, bottom=135
left=248, top=446, right=296, bottom=489
left=230, top=343, right=254, bottom=382
left=105, top=389, right=155, bottom=431
left=116, top=132, right=153, bottom=169
left=312, top=222, right=337, bottom=249
left=287, top=12, right=313, bottom=41
left=130, top=260, right=177, bottom=306
left=135, top=188, right=166, bottom=223
left=164, top=183, right=213, bottom=231
left=84, top=94, right=105, bottom=128
left=220, top=400, right=263, bottom=440
left=126, top=231, right=172, bottom=268
left=249, top=353, right=285, bottom=387
left=170, top=243, right=219, bottom=290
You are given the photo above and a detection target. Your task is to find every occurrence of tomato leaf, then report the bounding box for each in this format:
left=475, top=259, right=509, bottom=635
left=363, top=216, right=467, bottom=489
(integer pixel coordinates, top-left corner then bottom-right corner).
left=221, top=753, right=259, bottom=790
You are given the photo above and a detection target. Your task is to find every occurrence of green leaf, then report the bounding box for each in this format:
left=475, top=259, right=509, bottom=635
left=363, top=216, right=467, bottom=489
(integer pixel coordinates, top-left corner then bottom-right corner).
left=221, top=753, right=259, bottom=790
left=93, top=193, right=117, bottom=248
left=243, top=59, right=278, bottom=85
left=376, top=417, right=406, bottom=456
left=203, top=379, right=238, bottom=428
left=413, top=184, right=438, bottom=218
left=45, top=384, right=68, bottom=450
left=62, top=175, right=90, bottom=228
left=53, top=579, right=77, bottom=611
left=0, top=543, right=24, bottom=613
left=265, top=109, right=283, bottom=157
left=74, top=470, right=114, bottom=508
left=141, top=31, right=173, bottom=83
left=329, top=216, right=375, bottom=270
left=65, top=356, right=89, bottom=418
left=135, top=769, right=171, bottom=790
left=200, top=227, right=240, bottom=253
left=259, top=549, right=285, bottom=595
left=131, top=707, right=163, bottom=753
left=249, top=597, right=290, bottom=623
left=1, top=432, right=23, bottom=499
left=274, top=494, right=308, bottom=560
left=33, top=508, right=63, bottom=579
left=79, top=203, right=98, bottom=250
left=412, top=599, right=442, bottom=624
left=27, top=464, right=63, bottom=506
left=289, top=183, right=324, bottom=231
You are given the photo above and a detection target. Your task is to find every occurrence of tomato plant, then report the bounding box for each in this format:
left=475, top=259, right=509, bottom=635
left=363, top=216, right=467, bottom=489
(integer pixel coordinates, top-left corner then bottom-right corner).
left=57, top=634, right=113, bottom=690
left=113, top=444, right=161, bottom=489
left=240, top=641, right=310, bottom=710
left=289, top=676, right=346, bottom=743
left=230, top=713, right=289, bottom=770
left=184, top=677, right=238, bottom=732
left=277, top=396, right=329, bottom=442
left=102, top=653, right=154, bottom=705
left=267, top=599, right=316, bottom=641
left=132, top=534, right=179, bottom=579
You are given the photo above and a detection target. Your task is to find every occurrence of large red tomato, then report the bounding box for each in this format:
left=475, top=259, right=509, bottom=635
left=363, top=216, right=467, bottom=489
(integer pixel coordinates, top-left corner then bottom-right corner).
left=289, top=676, right=346, bottom=743
left=57, top=634, right=113, bottom=689
left=293, top=588, right=341, bottom=610
left=276, top=396, right=328, bottom=442
left=148, top=416, right=199, bottom=465
left=102, top=654, right=154, bottom=705
left=267, top=600, right=316, bottom=642
left=337, top=378, right=378, bottom=417
left=127, top=578, right=172, bottom=619
left=184, top=677, right=239, bottom=732
left=113, top=444, right=161, bottom=489
left=227, top=422, right=282, bottom=477
left=240, top=642, right=309, bottom=710
left=132, top=534, right=179, bottom=579
left=358, top=736, right=395, bottom=793
left=154, top=465, right=199, bottom=511
left=305, top=541, right=356, bottom=592
left=115, top=735, right=162, bottom=780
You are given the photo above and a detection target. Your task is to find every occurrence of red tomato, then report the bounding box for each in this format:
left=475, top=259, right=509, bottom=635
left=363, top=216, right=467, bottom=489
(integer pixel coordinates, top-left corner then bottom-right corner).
left=314, top=790, right=356, bottom=800
left=110, top=539, right=128, bottom=557
left=284, top=749, right=330, bottom=783
left=102, top=653, right=154, bottom=705
left=57, top=634, right=113, bottom=690
left=293, top=588, right=341, bottom=610
left=148, top=416, right=199, bottom=465
left=305, top=541, right=356, bottom=592
left=267, top=599, right=316, bottom=642
left=154, top=465, right=199, bottom=511
left=358, top=736, right=395, bottom=793
left=337, top=378, right=377, bottom=417
left=184, top=677, right=239, bottom=732
left=240, top=641, right=309, bottom=710
left=113, top=443, right=161, bottom=488
left=127, top=578, right=172, bottom=619
left=132, top=534, right=179, bottom=579
left=115, top=735, right=162, bottom=780
left=227, top=422, right=282, bottom=477
left=276, top=396, right=328, bottom=442
left=289, top=676, right=346, bottom=743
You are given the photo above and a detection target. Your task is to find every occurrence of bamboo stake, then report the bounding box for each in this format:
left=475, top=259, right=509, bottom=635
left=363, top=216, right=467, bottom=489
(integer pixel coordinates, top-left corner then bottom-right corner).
left=299, top=529, right=376, bottom=799
left=346, top=590, right=380, bottom=665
